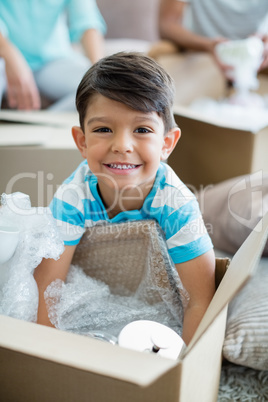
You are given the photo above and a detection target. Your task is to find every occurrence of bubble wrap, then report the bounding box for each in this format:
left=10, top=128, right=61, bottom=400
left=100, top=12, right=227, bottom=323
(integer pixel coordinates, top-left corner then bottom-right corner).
left=0, top=192, right=64, bottom=322
left=45, top=220, right=189, bottom=339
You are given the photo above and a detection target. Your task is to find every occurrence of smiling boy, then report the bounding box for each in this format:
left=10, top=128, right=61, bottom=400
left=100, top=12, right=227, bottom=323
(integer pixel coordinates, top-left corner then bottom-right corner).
left=34, top=52, right=215, bottom=345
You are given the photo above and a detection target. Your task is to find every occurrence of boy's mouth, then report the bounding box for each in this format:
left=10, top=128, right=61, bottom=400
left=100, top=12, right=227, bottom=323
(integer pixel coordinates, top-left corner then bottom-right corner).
left=105, top=163, right=140, bottom=170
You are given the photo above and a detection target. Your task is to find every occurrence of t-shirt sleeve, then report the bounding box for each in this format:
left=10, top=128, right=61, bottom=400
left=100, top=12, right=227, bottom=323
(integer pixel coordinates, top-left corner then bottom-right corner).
left=49, top=182, right=86, bottom=246
left=163, top=197, right=213, bottom=264
left=67, top=0, right=107, bottom=42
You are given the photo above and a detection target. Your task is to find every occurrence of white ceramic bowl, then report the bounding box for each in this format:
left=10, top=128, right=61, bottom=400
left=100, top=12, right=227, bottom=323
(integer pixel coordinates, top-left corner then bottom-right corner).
left=118, top=320, right=185, bottom=360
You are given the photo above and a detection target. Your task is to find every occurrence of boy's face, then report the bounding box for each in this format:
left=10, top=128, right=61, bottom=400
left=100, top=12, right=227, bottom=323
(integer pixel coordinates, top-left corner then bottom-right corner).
left=72, top=94, right=180, bottom=206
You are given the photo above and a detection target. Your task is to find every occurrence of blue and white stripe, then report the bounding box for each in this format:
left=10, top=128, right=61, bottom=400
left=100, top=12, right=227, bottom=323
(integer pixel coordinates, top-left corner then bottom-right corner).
left=50, top=161, right=213, bottom=263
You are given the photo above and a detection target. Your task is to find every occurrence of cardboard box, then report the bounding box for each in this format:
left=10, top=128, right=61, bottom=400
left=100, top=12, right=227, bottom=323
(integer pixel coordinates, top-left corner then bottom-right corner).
left=169, top=106, right=268, bottom=190
left=0, top=111, right=83, bottom=207
left=157, top=53, right=268, bottom=189
left=0, top=212, right=267, bottom=402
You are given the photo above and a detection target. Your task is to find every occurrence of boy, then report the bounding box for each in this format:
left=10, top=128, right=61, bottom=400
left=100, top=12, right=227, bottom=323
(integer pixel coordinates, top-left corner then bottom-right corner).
left=34, top=52, right=215, bottom=345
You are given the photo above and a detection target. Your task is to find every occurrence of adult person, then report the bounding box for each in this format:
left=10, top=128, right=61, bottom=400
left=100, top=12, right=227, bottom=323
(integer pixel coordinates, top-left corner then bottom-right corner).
left=0, top=0, right=106, bottom=111
left=158, top=0, right=268, bottom=79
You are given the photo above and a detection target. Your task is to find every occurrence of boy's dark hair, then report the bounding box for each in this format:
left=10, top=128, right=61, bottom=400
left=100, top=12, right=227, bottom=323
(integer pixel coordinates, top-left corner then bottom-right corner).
left=76, top=52, right=176, bottom=133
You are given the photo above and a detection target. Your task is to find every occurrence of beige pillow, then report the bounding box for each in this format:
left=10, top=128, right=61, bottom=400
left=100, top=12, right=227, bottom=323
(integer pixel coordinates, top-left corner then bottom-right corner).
left=223, top=259, right=268, bottom=370
left=198, top=172, right=268, bottom=256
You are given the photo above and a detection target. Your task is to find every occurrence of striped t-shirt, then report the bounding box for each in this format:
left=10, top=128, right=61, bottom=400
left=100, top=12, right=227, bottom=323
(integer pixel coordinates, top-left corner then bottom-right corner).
left=50, top=161, right=213, bottom=264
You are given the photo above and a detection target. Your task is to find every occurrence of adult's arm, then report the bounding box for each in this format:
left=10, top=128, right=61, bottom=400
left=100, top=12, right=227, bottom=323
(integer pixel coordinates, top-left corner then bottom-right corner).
left=68, top=0, right=106, bottom=64
left=159, top=0, right=220, bottom=52
left=81, top=28, right=105, bottom=64
left=258, top=34, right=268, bottom=71
left=0, top=32, right=41, bottom=110
left=158, top=0, right=232, bottom=76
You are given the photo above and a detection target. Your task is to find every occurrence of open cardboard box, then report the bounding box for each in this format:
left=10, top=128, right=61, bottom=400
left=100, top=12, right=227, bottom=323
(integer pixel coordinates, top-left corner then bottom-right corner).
left=0, top=212, right=268, bottom=402
left=0, top=111, right=83, bottom=207
left=156, top=53, right=268, bottom=189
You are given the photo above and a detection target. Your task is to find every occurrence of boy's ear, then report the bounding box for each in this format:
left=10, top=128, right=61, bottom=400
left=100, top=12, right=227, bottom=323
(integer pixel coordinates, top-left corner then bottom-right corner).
left=72, top=126, right=87, bottom=159
left=161, top=127, right=181, bottom=161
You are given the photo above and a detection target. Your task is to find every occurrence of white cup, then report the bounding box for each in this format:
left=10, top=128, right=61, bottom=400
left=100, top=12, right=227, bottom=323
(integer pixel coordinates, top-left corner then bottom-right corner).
left=0, top=226, right=20, bottom=264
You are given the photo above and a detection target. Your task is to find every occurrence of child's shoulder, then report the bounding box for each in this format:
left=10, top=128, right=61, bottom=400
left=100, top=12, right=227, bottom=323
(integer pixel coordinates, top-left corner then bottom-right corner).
left=63, top=160, right=91, bottom=185
left=159, top=162, right=195, bottom=199
left=51, top=161, right=93, bottom=209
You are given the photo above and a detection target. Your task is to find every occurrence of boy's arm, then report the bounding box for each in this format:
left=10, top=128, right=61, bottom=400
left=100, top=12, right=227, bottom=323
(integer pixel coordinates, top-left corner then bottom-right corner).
left=34, top=245, right=77, bottom=327
left=175, top=249, right=216, bottom=345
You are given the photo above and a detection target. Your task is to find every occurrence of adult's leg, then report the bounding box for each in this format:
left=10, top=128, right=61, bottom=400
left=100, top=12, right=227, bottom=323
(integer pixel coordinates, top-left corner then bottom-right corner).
left=34, top=53, right=91, bottom=111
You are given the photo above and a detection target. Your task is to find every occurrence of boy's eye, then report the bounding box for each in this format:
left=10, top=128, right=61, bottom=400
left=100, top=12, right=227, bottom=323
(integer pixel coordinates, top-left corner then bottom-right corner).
left=93, top=127, right=111, bottom=133
left=135, top=127, right=151, bottom=134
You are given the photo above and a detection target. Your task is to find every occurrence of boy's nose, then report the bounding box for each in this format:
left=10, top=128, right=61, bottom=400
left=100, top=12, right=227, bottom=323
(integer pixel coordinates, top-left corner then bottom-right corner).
left=111, top=131, right=133, bottom=154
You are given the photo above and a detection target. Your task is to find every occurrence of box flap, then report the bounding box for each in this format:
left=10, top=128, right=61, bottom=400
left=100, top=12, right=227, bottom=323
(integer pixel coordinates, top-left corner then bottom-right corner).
left=185, top=211, right=268, bottom=355
left=0, top=110, right=78, bottom=127
left=0, top=315, right=178, bottom=387
left=173, top=105, right=267, bottom=133
left=0, top=124, right=78, bottom=148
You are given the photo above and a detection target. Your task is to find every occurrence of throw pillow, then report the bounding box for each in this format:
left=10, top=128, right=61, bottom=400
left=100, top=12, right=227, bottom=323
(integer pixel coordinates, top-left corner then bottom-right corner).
left=198, top=172, right=268, bottom=256
left=223, top=258, right=268, bottom=370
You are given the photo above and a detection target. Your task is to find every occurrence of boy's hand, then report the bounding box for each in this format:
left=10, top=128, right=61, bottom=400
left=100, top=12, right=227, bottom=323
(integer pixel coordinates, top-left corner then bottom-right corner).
left=34, top=245, right=77, bottom=327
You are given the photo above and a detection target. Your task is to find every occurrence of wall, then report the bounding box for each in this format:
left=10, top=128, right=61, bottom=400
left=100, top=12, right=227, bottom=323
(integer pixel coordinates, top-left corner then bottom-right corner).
left=97, top=0, right=160, bottom=42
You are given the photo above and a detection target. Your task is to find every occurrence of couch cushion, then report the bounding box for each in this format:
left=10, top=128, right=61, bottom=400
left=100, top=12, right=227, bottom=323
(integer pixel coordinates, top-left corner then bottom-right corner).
left=223, top=258, right=268, bottom=370
left=199, top=172, right=268, bottom=256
